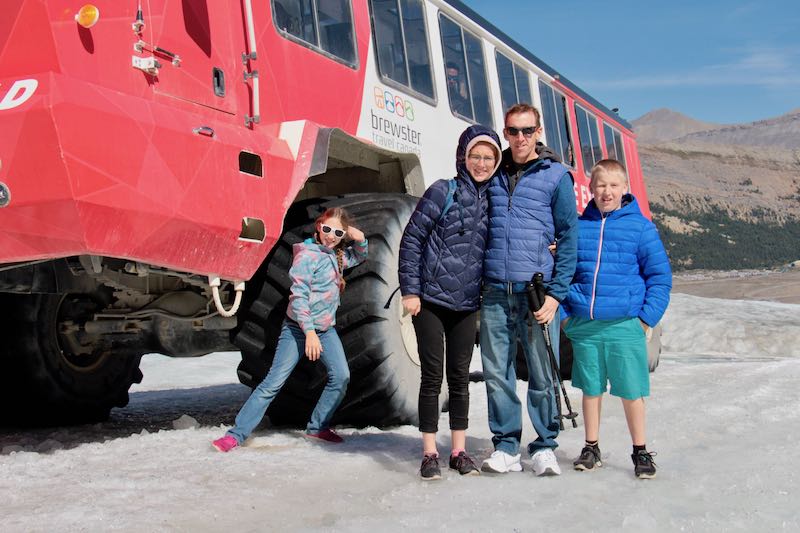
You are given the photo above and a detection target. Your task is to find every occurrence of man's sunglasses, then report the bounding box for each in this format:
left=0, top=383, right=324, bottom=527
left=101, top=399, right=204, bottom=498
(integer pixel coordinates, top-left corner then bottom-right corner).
left=505, top=126, right=538, bottom=137
left=321, top=224, right=346, bottom=238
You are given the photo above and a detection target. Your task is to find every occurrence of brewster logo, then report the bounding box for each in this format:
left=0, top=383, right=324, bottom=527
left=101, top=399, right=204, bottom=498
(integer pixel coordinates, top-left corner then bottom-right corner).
left=373, top=86, right=415, bottom=121
left=369, top=86, right=422, bottom=156
left=0, top=79, right=38, bottom=111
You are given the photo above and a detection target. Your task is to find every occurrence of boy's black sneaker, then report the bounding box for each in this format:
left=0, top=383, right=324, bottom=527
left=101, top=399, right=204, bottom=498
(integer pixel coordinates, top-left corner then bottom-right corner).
left=449, top=451, right=480, bottom=476
left=631, top=450, right=657, bottom=479
left=420, top=454, right=442, bottom=481
left=573, top=445, right=602, bottom=471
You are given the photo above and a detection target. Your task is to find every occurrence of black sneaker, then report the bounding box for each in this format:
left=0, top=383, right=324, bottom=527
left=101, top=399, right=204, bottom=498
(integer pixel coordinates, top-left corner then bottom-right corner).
left=420, top=454, right=442, bottom=481
left=631, top=450, right=657, bottom=479
left=449, top=451, right=480, bottom=476
left=573, top=445, right=602, bottom=471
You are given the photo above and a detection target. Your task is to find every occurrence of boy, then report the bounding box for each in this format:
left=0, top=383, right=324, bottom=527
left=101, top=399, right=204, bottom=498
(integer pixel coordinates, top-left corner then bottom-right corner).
left=561, top=159, right=671, bottom=479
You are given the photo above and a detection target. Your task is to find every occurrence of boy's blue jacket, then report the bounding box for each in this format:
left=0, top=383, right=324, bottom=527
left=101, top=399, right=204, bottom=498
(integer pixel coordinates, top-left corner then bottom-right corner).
left=398, top=125, right=499, bottom=311
left=561, top=194, right=672, bottom=327
left=483, top=149, right=578, bottom=301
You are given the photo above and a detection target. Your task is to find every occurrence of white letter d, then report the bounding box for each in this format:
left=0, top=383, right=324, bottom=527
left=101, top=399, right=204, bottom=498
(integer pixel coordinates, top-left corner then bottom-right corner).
left=0, top=79, right=39, bottom=110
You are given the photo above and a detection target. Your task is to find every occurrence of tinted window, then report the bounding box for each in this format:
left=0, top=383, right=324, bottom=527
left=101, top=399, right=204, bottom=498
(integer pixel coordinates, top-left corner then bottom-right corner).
left=603, top=122, right=626, bottom=168
left=371, top=0, right=434, bottom=98
left=439, top=15, right=492, bottom=126
left=538, top=81, right=574, bottom=167
left=496, top=53, right=517, bottom=112
left=575, top=104, right=603, bottom=172
left=496, top=52, right=532, bottom=111
left=515, top=64, right=532, bottom=106
left=273, top=0, right=357, bottom=65
left=464, top=32, right=492, bottom=126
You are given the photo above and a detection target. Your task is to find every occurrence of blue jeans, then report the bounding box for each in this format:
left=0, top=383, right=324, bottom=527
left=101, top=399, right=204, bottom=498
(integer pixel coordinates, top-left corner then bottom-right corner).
left=480, top=285, right=560, bottom=455
left=227, top=320, right=350, bottom=443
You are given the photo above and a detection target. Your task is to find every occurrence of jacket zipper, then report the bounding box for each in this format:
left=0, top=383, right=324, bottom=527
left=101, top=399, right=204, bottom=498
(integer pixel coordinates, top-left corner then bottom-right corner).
left=589, top=214, right=607, bottom=319
left=503, top=170, right=519, bottom=285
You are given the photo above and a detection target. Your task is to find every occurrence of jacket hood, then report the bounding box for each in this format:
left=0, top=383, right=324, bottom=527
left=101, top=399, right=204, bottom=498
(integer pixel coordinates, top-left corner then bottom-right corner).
left=582, top=193, right=641, bottom=220
left=500, top=142, right=562, bottom=173
left=456, top=125, right=502, bottom=179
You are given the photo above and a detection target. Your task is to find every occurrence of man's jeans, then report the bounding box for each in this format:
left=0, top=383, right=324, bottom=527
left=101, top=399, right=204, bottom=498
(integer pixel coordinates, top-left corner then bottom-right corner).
left=480, top=285, right=560, bottom=455
left=227, top=320, right=350, bottom=443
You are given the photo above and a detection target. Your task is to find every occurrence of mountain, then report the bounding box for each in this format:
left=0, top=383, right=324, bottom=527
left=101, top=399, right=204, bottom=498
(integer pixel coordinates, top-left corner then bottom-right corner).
left=675, top=108, right=800, bottom=149
left=634, top=108, right=800, bottom=270
left=631, top=108, right=720, bottom=144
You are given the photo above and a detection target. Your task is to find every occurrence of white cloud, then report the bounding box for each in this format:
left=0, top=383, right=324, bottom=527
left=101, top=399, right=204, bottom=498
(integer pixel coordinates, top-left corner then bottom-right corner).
left=583, top=45, right=800, bottom=89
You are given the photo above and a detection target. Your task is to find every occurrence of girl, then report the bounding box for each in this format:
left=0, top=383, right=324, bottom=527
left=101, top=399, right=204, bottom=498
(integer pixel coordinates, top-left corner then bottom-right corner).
left=213, top=208, right=367, bottom=451
left=399, top=125, right=502, bottom=479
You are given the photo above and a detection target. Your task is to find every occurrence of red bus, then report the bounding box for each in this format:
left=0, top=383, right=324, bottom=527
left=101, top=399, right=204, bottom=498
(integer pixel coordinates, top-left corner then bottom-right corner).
left=0, top=0, right=650, bottom=426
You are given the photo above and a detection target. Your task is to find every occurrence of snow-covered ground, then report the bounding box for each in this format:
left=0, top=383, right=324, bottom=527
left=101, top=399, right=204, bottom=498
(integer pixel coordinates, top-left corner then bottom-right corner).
left=2, top=293, right=799, bottom=532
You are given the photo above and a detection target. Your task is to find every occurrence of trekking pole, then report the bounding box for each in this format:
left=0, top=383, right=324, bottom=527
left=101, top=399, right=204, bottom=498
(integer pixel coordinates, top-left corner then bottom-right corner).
left=526, top=273, right=578, bottom=429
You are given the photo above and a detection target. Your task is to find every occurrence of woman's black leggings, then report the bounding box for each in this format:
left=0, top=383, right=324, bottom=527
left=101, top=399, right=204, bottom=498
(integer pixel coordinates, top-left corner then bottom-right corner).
left=413, top=301, right=478, bottom=433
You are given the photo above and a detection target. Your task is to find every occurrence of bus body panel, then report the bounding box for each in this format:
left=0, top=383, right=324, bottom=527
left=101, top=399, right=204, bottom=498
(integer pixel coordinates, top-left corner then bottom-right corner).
left=1, top=0, right=651, bottom=278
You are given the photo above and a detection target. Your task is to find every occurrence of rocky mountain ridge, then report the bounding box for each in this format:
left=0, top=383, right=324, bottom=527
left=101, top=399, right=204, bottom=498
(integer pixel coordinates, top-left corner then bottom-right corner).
left=633, top=108, right=800, bottom=269
left=632, top=108, right=721, bottom=144
left=634, top=108, right=800, bottom=224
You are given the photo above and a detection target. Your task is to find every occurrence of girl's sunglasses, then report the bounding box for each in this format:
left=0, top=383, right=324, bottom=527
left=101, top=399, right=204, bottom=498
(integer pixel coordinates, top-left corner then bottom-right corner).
left=321, top=224, right=345, bottom=238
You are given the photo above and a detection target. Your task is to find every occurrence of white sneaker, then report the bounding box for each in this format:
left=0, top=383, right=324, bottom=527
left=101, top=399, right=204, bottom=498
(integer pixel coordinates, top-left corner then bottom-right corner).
left=531, top=448, right=562, bottom=476
left=481, top=450, right=523, bottom=473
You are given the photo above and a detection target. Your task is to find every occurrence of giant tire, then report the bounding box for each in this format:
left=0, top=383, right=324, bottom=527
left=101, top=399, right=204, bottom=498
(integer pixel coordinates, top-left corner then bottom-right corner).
left=232, top=194, right=422, bottom=427
left=0, top=293, right=143, bottom=426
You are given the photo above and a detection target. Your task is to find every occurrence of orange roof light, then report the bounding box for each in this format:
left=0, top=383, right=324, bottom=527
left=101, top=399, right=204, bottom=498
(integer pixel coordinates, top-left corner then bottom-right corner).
left=75, top=5, right=100, bottom=28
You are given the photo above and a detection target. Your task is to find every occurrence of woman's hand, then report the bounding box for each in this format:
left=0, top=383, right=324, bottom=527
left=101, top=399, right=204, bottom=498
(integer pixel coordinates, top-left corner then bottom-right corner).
left=347, top=226, right=365, bottom=242
left=305, top=330, right=322, bottom=361
left=402, top=295, right=421, bottom=316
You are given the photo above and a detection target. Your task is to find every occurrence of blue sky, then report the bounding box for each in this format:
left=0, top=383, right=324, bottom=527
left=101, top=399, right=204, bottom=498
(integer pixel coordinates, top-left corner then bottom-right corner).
left=462, top=0, right=800, bottom=124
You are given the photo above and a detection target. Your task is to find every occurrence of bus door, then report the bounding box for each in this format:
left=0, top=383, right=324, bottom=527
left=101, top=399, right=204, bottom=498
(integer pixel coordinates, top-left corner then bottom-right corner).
left=145, top=1, right=248, bottom=115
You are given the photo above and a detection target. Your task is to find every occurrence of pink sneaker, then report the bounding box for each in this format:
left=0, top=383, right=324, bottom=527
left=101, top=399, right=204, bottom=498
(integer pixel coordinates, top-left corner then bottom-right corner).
left=305, top=429, right=344, bottom=444
left=212, top=435, right=239, bottom=452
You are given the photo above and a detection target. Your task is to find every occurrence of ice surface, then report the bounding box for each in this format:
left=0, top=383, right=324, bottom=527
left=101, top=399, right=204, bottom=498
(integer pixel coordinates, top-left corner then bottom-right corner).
left=1, top=295, right=798, bottom=532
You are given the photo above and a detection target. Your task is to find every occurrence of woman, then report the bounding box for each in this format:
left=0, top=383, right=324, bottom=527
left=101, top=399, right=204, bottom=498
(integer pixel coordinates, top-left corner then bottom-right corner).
left=399, top=125, right=502, bottom=480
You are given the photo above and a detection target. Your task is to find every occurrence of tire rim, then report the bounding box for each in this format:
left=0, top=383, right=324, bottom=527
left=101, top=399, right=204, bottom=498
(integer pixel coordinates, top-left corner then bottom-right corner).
left=396, top=297, right=421, bottom=367
left=55, top=294, right=111, bottom=373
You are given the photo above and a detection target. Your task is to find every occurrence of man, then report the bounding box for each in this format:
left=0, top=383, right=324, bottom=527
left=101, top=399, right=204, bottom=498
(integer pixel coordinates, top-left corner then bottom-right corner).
left=480, top=103, right=578, bottom=476
left=445, top=61, right=470, bottom=118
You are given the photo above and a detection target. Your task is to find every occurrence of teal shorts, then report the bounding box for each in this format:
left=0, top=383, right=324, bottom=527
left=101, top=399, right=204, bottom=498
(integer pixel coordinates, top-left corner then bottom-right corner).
left=563, top=317, right=649, bottom=400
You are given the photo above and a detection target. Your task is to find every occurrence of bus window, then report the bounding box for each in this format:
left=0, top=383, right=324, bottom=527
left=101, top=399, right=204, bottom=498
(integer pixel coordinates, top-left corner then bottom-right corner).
left=371, top=0, right=435, bottom=99
left=496, top=51, right=533, bottom=111
left=439, top=14, right=493, bottom=126
left=273, top=0, right=357, bottom=66
left=575, top=104, right=603, bottom=173
left=515, top=64, right=532, bottom=106
left=603, top=122, right=626, bottom=168
left=537, top=81, right=574, bottom=167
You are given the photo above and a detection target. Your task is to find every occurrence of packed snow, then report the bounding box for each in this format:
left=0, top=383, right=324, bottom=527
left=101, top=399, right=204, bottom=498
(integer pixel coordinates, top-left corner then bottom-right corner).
left=1, top=293, right=798, bottom=532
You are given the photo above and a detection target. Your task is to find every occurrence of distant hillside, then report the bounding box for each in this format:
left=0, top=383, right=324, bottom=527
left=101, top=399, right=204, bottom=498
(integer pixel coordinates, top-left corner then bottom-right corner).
left=635, top=108, right=800, bottom=270
left=632, top=108, right=720, bottom=144
left=675, top=109, right=800, bottom=149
